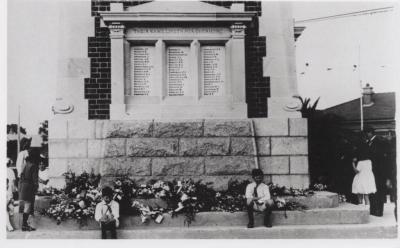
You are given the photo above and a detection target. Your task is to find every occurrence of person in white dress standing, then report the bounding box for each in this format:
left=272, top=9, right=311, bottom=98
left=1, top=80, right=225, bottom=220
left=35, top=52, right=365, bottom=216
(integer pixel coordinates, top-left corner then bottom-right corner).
left=352, top=148, right=377, bottom=205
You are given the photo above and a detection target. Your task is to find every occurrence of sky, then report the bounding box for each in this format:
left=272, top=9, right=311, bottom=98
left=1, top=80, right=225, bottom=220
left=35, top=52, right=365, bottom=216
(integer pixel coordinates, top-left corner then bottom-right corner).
left=4, top=0, right=400, bottom=135
left=293, top=1, right=399, bottom=109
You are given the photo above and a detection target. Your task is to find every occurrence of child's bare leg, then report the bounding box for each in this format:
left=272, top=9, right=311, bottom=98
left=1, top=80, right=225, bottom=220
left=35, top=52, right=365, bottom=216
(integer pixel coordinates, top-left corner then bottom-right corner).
left=7, top=213, right=14, bottom=231
left=364, top=194, right=370, bottom=205
left=246, top=201, right=255, bottom=228
left=263, top=200, right=274, bottom=228
left=357, top=194, right=364, bottom=204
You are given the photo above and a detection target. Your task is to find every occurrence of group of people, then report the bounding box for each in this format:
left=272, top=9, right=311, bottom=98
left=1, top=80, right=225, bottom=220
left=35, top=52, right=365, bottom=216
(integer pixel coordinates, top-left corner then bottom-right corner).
left=246, top=127, right=397, bottom=230
left=6, top=138, right=50, bottom=232
left=6, top=127, right=396, bottom=238
left=351, top=127, right=397, bottom=219
left=6, top=137, right=121, bottom=239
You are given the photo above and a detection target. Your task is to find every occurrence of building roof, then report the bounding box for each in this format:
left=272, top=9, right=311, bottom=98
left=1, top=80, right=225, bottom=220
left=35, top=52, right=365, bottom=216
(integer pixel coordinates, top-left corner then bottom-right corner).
left=323, top=92, right=396, bottom=121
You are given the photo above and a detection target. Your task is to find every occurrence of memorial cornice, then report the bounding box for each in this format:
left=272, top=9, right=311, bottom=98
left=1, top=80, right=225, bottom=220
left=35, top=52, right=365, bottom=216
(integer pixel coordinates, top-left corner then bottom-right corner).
left=99, top=12, right=257, bottom=24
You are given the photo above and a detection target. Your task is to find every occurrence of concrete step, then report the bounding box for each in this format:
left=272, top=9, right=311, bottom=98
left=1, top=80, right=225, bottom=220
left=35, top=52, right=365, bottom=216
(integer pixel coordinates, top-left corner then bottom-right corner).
left=282, top=191, right=339, bottom=209
left=13, top=203, right=368, bottom=230
left=7, top=221, right=397, bottom=239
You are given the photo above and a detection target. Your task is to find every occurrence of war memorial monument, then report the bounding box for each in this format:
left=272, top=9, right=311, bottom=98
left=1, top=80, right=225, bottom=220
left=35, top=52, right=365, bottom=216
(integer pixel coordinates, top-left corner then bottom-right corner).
left=49, top=1, right=309, bottom=190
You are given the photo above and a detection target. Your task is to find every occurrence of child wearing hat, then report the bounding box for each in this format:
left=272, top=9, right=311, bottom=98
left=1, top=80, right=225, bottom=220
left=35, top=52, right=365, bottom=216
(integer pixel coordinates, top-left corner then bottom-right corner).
left=95, top=186, right=119, bottom=239
left=245, top=168, right=274, bottom=228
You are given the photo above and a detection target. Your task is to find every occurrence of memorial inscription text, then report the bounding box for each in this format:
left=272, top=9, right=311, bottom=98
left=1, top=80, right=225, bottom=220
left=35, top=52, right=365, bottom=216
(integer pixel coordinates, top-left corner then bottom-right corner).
left=202, top=46, right=225, bottom=96
left=167, top=46, right=190, bottom=96
left=131, top=46, right=155, bottom=96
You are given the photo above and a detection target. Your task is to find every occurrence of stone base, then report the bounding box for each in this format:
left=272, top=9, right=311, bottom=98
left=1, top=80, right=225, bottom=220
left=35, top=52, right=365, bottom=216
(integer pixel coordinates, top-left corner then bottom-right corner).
left=49, top=118, right=309, bottom=190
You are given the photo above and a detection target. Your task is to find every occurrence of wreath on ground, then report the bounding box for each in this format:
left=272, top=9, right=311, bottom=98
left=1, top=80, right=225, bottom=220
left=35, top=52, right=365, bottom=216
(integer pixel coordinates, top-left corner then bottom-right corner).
left=40, top=171, right=326, bottom=226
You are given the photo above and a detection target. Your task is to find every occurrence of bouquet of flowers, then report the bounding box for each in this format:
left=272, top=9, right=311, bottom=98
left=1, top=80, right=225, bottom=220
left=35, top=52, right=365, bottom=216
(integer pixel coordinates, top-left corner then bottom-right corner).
left=269, top=183, right=314, bottom=197
left=36, top=187, right=62, bottom=197
left=211, top=180, right=248, bottom=212
left=151, top=180, right=173, bottom=200
left=42, top=172, right=315, bottom=227
left=338, top=194, right=347, bottom=203
left=131, top=200, right=164, bottom=224
left=310, top=183, right=328, bottom=191
left=42, top=170, right=102, bottom=225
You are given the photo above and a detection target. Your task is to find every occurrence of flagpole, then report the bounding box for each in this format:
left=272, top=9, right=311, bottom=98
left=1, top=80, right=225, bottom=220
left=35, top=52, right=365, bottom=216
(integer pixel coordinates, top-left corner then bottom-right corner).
left=358, top=45, right=364, bottom=131
left=17, top=105, right=21, bottom=154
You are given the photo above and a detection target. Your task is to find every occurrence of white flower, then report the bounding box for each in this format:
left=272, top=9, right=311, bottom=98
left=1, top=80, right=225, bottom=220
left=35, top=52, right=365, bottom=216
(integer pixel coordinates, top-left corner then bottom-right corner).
left=180, top=193, right=189, bottom=202
left=159, top=190, right=167, bottom=197
left=141, top=214, right=150, bottom=223
left=175, top=202, right=184, bottom=212
left=78, top=200, right=86, bottom=209
left=275, top=197, right=286, bottom=209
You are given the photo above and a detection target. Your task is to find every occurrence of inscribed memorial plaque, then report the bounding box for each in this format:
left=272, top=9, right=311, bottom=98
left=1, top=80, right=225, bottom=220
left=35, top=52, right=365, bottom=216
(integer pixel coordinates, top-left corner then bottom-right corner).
left=202, top=46, right=225, bottom=96
left=167, top=46, right=190, bottom=96
left=131, top=46, right=155, bottom=96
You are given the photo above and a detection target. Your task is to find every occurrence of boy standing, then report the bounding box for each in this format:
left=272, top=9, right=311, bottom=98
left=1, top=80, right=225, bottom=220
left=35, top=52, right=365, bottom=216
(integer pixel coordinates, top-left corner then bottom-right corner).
left=245, top=169, right=273, bottom=228
left=38, top=158, right=49, bottom=192
left=95, top=186, right=120, bottom=239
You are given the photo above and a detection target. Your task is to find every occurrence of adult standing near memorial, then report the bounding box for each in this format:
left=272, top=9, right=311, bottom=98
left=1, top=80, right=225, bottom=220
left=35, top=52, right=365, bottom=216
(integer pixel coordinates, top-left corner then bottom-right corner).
left=386, top=131, right=397, bottom=221
left=16, top=137, right=31, bottom=178
left=19, top=152, right=40, bottom=231
left=364, top=126, right=389, bottom=217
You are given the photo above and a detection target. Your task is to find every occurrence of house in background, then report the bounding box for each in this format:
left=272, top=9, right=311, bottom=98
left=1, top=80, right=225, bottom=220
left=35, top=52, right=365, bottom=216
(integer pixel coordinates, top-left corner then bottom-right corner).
left=323, top=84, right=396, bottom=136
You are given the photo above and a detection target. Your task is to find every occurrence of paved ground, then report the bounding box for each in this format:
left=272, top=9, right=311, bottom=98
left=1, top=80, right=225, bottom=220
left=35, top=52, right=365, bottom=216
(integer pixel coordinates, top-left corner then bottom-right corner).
left=7, top=203, right=397, bottom=239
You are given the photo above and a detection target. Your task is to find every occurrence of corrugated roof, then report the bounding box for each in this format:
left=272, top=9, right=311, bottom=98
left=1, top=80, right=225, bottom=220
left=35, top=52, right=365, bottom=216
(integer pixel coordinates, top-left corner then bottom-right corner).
left=323, top=92, right=395, bottom=121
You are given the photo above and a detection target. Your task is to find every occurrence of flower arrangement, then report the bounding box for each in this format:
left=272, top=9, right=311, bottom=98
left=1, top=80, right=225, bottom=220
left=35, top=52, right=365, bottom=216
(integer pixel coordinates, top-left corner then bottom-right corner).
left=338, top=194, right=347, bottom=203
left=310, top=183, right=328, bottom=191
left=269, top=183, right=314, bottom=197
left=42, top=172, right=317, bottom=226
left=41, top=170, right=102, bottom=226
left=36, top=187, right=62, bottom=197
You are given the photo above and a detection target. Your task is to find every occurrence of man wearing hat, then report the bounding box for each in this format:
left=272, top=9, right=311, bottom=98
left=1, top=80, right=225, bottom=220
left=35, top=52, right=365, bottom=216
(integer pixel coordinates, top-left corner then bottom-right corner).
left=364, top=126, right=390, bottom=217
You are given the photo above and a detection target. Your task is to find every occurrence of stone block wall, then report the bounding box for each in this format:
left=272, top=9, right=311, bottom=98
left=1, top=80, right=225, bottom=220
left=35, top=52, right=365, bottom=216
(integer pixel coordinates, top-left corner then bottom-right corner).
left=49, top=118, right=308, bottom=190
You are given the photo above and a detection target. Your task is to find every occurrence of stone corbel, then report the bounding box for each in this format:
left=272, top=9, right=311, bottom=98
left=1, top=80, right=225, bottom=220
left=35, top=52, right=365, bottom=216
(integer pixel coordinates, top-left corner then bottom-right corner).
left=109, top=22, right=125, bottom=39
left=230, top=23, right=246, bottom=39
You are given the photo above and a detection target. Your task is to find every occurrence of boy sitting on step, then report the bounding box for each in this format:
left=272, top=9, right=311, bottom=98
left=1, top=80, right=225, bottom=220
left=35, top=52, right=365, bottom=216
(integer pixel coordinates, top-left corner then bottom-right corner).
left=245, top=169, right=273, bottom=228
left=95, top=186, right=119, bottom=239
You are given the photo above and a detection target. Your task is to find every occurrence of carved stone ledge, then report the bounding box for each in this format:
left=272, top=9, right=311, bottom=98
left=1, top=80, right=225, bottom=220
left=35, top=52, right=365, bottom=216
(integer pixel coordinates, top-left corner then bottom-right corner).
left=230, top=23, right=246, bottom=39
left=109, top=22, right=125, bottom=39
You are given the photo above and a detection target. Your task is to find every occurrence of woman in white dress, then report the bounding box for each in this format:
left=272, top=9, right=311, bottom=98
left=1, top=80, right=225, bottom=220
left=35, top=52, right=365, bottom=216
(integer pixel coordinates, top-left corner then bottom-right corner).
left=352, top=150, right=377, bottom=205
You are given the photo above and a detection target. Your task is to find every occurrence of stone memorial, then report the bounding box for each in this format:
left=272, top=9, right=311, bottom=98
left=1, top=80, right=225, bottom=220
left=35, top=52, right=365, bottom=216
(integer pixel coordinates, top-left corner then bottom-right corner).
left=49, top=1, right=309, bottom=190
